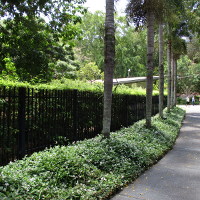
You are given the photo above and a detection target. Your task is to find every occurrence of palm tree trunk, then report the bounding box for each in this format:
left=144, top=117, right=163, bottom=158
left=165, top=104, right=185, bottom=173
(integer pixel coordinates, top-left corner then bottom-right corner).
left=102, top=0, right=115, bottom=138
left=146, top=10, right=155, bottom=128
left=171, top=53, right=174, bottom=107
left=174, top=59, right=178, bottom=106
left=158, top=23, right=164, bottom=118
left=167, top=40, right=172, bottom=112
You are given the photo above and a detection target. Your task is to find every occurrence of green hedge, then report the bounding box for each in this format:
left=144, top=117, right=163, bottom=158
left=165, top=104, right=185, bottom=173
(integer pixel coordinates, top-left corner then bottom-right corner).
left=0, top=78, right=162, bottom=96
left=0, top=107, right=185, bottom=200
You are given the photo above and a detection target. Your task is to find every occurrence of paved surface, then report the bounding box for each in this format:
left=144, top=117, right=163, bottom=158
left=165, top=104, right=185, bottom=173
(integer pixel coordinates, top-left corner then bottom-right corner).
left=110, top=105, right=200, bottom=200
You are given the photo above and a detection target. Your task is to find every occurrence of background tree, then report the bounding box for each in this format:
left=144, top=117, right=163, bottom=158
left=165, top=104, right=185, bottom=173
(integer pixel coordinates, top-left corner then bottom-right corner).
left=74, top=12, right=147, bottom=78
left=115, top=17, right=147, bottom=78
left=74, top=11, right=105, bottom=71
left=184, top=1, right=200, bottom=38
left=177, top=55, right=200, bottom=94
left=175, top=1, right=200, bottom=95
left=187, top=35, right=200, bottom=64
left=0, top=0, right=86, bottom=82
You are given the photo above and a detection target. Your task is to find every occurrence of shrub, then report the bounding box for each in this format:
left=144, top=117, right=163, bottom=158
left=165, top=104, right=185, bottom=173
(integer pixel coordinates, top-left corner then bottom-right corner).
left=0, top=78, right=162, bottom=96
left=0, top=107, right=185, bottom=200
left=77, top=62, right=103, bottom=81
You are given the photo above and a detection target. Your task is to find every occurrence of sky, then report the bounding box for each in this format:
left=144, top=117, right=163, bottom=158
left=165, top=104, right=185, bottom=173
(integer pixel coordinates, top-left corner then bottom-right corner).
left=84, top=0, right=127, bottom=14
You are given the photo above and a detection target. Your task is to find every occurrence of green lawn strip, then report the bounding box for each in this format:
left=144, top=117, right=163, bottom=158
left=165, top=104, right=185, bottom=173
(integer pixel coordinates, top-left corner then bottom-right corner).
left=0, top=107, right=185, bottom=200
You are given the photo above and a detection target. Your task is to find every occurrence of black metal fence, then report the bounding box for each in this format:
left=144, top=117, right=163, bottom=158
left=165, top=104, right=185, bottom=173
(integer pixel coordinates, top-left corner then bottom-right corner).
left=0, top=86, right=166, bottom=166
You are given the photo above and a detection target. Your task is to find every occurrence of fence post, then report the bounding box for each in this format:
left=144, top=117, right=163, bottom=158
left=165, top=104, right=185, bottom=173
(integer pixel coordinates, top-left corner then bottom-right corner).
left=73, top=90, right=78, bottom=140
left=18, top=87, right=26, bottom=159
left=126, top=95, right=129, bottom=127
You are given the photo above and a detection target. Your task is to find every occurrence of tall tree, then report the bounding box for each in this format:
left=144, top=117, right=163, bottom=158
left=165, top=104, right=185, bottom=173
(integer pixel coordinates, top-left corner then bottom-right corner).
left=171, top=52, right=175, bottom=107
left=156, top=0, right=170, bottom=116
left=165, top=0, right=189, bottom=111
left=126, top=0, right=164, bottom=127
left=145, top=4, right=155, bottom=127
left=173, top=58, right=178, bottom=106
left=167, top=37, right=172, bottom=112
left=102, top=0, right=115, bottom=138
left=158, top=23, right=164, bottom=118
left=156, top=0, right=177, bottom=117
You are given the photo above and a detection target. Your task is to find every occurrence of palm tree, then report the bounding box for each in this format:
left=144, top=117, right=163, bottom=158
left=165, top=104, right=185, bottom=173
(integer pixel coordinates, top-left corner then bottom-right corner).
left=171, top=50, right=175, bottom=107
left=102, top=0, right=115, bottom=138
left=126, top=0, right=161, bottom=127
left=146, top=7, right=155, bottom=127
left=167, top=38, right=172, bottom=112
left=158, top=0, right=183, bottom=115
left=158, top=23, right=164, bottom=118
left=165, top=0, right=188, bottom=111
left=173, top=58, right=177, bottom=106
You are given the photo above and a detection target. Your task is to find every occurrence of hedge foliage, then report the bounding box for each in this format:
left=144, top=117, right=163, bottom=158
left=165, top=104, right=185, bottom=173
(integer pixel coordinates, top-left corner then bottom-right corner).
left=0, top=78, right=161, bottom=96
left=0, top=107, right=185, bottom=200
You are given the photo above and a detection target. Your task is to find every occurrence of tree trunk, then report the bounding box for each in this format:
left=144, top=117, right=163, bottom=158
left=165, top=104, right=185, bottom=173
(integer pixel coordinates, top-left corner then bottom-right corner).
left=167, top=40, right=172, bottom=112
left=102, top=0, right=115, bottom=138
left=146, top=10, right=155, bottom=128
left=158, top=23, right=164, bottom=118
left=174, top=59, right=178, bottom=106
left=171, top=52, right=175, bottom=107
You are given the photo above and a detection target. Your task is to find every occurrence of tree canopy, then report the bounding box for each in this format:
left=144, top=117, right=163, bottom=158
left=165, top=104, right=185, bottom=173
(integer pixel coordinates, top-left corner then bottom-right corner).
left=0, top=0, right=199, bottom=95
left=0, top=0, right=86, bottom=82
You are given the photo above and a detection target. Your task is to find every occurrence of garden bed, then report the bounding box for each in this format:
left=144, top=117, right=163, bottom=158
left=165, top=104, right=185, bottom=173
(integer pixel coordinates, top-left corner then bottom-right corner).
left=0, top=107, right=185, bottom=200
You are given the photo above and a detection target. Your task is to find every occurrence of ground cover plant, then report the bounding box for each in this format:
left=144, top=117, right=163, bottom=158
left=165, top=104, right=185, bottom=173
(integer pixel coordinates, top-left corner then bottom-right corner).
left=0, top=107, right=185, bottom=200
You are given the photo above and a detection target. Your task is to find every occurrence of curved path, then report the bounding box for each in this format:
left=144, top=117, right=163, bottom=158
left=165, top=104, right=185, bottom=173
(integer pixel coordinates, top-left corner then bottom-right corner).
left=110, top=105, right=200, bottom=200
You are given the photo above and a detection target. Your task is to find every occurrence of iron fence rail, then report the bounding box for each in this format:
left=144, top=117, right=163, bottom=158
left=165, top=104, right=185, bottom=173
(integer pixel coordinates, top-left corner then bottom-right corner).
left=0, top=86, right=166, bottom=166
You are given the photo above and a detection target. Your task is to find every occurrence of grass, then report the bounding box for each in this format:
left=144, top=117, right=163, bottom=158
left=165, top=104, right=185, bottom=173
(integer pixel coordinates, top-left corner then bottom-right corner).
left=0, top=107, right=185, bottom=200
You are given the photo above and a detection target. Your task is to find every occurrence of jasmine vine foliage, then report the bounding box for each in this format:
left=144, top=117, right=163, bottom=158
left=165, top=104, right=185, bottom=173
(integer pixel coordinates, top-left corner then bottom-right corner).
left=0, top=107, right=185, bottom=200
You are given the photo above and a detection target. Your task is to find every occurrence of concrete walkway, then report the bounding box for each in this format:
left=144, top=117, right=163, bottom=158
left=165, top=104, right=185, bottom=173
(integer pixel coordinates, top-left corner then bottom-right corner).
left=110, top=105, right=200, bottom=200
